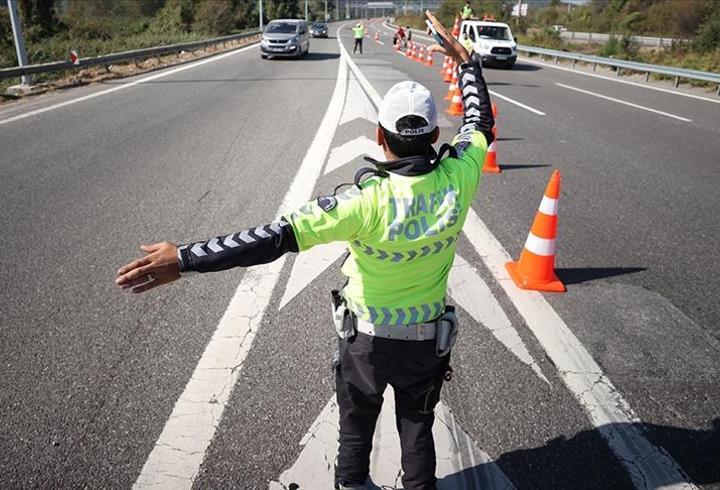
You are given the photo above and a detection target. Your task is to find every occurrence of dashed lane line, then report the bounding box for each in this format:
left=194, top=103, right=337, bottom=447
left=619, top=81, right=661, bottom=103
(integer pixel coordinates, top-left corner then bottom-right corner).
left=522, top=56, right=720, bottom=105
left=488, top=89, right=546, bottom=116
left=556, top=82, right=692, bottom=122
left=0, top=43, right=259, bottom=127
left=132, top=35, right=348, bottom=489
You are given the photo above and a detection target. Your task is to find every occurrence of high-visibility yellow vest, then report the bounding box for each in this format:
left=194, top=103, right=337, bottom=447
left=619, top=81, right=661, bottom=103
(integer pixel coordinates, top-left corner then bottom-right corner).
left=286, top=132, right=488, bottom=326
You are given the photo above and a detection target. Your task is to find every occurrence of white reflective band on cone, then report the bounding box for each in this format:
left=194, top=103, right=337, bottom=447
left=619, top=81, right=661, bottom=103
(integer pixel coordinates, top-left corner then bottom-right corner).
left=538, top=196, right=558, bottom=216
left=524, top=233, right=556, bottom=256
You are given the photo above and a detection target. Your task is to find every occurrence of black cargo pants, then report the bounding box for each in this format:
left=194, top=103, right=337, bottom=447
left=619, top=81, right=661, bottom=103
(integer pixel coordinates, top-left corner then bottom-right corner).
left=334, top=332, right=450, bottom=490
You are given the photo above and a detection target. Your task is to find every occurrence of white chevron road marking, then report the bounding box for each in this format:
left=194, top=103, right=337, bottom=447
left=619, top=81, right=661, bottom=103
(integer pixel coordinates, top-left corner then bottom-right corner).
left=133, top=36, right=350, bottom=489
left=325, top=135, right=385, bottom=175
left=449, top=254, right=549, bottom=384
left=279, top=242, right=348, bottom=309
left=340, top=74, right=378, bottom=126
left=269, top=388, right=515, bottom=490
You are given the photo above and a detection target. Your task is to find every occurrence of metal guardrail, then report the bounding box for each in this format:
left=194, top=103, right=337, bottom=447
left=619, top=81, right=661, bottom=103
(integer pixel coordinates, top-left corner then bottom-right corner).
left=559, top=31, right=682, bottom=47
left=0, top=30, right=262, bottom=81
left=518, top=45, right=720, bottom=95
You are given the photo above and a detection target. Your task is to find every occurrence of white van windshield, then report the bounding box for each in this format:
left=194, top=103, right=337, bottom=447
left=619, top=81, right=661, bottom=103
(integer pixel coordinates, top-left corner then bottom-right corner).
left=266, top=22, right=298, bottom=34
left=477, top=25, right=512, bottom=41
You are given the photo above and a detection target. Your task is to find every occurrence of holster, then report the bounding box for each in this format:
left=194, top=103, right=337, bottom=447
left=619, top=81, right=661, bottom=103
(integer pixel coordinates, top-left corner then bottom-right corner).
left=435, top=305, right=458, bottom=358
left=331, top=290, right=356, bottom=340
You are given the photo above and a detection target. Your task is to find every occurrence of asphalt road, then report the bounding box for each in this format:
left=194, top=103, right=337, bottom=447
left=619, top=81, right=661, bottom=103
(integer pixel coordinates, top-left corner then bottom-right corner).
left=0, top=20, right=718, bottom=489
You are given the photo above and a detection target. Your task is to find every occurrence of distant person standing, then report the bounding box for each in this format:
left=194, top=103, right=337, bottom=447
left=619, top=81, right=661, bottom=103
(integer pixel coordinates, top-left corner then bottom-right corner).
left=394, top=25, right=406, bottom=48
left=406, top=25, right=413, bottom=46
left=353, top=23, right=365, bottom=54
left=461, top=32, right=474, bottom=53
left=462, top=1, right=473, bottom=20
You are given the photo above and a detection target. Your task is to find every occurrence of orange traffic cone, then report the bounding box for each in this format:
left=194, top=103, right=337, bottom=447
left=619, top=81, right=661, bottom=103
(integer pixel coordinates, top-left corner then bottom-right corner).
left=445, top=68, right=458, bottom=100
left=440, top=56, right=448, bottom=75
left=506, top=170, right=565, bottom=293
left=425, top=48, right=433, bottom=67
left=482, top=140, right=500, bottom=173
left=374, top=32, right=380, bottom=42
left=416, top=45, right=425, bottom=62
left=446, top=84, right=463, bottom=116
left=452, top=16, right=461, bottom=38
left=443, top=58, right=454, bottom=83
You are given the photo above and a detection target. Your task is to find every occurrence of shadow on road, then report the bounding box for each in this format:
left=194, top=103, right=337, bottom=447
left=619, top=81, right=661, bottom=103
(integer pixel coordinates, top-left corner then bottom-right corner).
left=496, top=137, right=524, bottom=142
left=498, top=163, right=552, bottom=171
left=142, top=77, right=340, bottom=83
left=437, top=420, right=719, bottom=490
left=268, top=52, right=341, bottom=61
left=556, top=267, right=646, bottom=285
left=508, top=63, right=542, bottom=72
left=488, top=82, right=541, bottom=88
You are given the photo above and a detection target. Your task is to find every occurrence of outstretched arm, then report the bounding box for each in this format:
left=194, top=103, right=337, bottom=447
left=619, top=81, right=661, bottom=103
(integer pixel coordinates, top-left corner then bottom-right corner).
left=116, top=220, right=298, bottom=293
left=425, top=11, right=494, bottom=145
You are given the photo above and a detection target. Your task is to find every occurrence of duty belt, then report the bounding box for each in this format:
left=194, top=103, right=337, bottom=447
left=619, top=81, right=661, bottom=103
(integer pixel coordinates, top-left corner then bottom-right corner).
left=355, top=318, right=437, bottom=341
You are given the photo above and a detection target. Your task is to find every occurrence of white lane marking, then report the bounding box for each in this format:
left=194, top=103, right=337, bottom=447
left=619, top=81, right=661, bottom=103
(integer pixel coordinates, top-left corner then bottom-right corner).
left=279, top=242, right=347, bottom=309
left=449, top=255, right=549, bottom=384
left=556, top=82, right=692, bottom=122
left=269, top=389, right=515, bottom=490
left=349, top=30, right=695, bottom=489
left=0, top=43, right=260, bottom=127
left=461, top=209, right=696, bottom=490
left=340, top=39, right=384, bottom=106
left=325, top=135, right=384, bottom=175
left=340, top=74, right=378, bottom=125
left=488, top=89, right=546, bottom=116
left=521, top=56, right=720, bottom=105
left=133, top=44, right=348, bottom=489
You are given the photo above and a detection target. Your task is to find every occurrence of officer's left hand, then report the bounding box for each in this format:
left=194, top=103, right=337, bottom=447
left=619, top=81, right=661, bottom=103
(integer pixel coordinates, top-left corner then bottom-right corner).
left=425, top=10, right=470, bottom=66
left=116, top=242, right=181, bottom=293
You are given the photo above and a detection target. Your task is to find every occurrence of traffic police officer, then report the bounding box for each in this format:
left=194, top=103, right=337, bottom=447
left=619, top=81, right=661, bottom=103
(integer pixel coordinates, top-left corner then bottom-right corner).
left=353, top=22, right=365, bottom=54
left=116, top=11, right=494, bottom=490
left=462, top=1, right=474, bottom=20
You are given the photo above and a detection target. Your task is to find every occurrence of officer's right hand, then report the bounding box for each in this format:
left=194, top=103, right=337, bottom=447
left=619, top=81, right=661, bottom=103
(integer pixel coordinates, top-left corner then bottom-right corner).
left=116, top=242, right=181, bottom=293
left=425, top=10, right=471, bottom=66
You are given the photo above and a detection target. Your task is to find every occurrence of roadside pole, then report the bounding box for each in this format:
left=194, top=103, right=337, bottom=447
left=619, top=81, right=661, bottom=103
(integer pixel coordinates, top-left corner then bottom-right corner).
left=7, top=0, right=31, bottom=86
left=305, top=0, right=308, bottom=21
left=259, top=0, right=264, bottom=30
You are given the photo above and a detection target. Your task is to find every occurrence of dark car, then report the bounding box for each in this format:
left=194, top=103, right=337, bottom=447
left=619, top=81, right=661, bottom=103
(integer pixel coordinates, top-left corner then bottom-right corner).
left=310, top=22, right=328, bottom=38
left=260, top=20, right=310, bottom=59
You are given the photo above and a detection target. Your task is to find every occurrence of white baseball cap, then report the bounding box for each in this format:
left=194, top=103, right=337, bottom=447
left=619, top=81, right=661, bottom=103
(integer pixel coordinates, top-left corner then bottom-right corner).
left=378, top=81, right=437, bottom=136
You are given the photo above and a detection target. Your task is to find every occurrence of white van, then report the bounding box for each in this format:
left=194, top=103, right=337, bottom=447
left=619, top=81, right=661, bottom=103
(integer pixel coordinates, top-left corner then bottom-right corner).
left=460, top=20, right=517, bottom=69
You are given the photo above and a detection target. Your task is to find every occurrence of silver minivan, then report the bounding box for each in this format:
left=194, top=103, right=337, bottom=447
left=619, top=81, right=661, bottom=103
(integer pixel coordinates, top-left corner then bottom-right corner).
left=260, top=20, right=310, bottom=59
